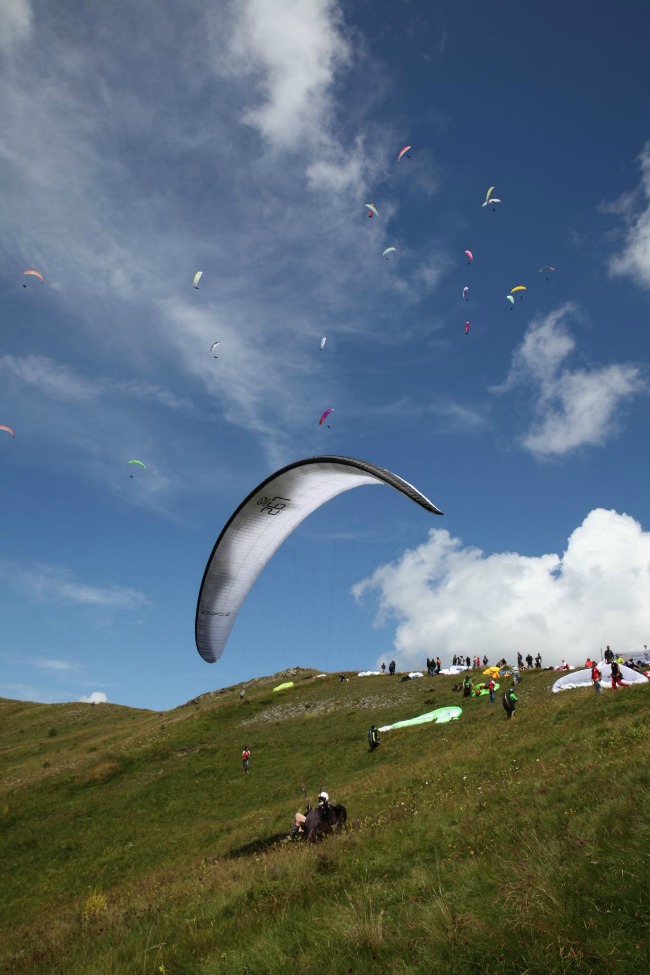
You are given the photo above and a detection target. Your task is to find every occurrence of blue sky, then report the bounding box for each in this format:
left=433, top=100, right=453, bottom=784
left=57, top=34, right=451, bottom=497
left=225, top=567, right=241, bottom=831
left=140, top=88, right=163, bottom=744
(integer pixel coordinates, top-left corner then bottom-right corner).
left=1, top=0, right=649, bottom=710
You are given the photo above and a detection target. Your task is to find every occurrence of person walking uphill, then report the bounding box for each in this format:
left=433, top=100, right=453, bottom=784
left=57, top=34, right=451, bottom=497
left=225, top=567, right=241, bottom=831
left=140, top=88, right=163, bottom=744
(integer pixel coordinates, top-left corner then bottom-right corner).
left=502, top=687, right=518, bottom=720
left=368, top=725, right=380, bottom=751
left=610, top=660, right=629, bottom=690
left=242, top=746, right=251, bottom=772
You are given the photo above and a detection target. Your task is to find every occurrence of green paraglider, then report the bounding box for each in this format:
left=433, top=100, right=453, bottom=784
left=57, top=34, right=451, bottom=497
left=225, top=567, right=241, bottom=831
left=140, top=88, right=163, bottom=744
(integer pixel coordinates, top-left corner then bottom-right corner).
left=378, top=706, right=461, bottom=732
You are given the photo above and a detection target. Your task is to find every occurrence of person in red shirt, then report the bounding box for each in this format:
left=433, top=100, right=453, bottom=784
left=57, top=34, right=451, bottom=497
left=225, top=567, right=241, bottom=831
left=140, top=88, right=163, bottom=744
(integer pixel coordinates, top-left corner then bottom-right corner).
left=242, top=747, right=251, bottom=773
left=591, top=664, right=602, bottom=695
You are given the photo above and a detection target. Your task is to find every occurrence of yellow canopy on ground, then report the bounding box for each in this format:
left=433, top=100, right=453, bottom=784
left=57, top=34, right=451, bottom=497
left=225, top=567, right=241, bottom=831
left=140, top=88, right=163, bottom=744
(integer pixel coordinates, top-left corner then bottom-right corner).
left=483, top=667, right=500, bottom=677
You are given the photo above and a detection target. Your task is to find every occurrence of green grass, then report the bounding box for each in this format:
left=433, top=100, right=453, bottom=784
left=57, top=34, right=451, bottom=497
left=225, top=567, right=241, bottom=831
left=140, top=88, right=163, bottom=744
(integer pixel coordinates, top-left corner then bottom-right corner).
left=1, top=668, right=649, bottom=974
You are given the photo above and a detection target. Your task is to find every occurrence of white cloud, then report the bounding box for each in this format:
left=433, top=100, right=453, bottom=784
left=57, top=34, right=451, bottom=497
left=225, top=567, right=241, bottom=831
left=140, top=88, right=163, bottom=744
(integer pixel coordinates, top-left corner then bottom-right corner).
left=353, top=508, right=650, bottom=669
left=32, top=658, right=81, bottom=673
left=492, top=305, right=646, bottom=457
left=215, top=0, right=351, bottom=151
left=0, top=561, right=149, bottom=609
left=0, top=355, right=98, bottom=402
left=0, top=0, right=33, bottom=53
left=80, top=691, right=108, bottom=704
left=608, top=141, right=650, bottom=288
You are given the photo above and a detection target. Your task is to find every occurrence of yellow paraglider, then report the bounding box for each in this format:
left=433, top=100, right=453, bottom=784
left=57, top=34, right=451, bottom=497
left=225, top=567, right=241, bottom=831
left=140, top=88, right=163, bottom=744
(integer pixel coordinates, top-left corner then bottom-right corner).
left=510, top=286, right=527, bottom=299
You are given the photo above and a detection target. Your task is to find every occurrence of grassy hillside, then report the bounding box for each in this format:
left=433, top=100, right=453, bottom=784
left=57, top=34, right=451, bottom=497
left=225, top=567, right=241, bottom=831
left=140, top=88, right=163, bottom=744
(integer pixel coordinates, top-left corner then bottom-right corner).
left=1, top=668, right=648, bottom=974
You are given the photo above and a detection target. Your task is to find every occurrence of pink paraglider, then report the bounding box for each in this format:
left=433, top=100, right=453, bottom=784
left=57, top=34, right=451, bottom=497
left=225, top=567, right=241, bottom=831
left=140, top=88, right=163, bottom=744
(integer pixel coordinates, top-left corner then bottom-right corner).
left=319, top=408, right=334, bottom=428
left=464, top=250, right=473, bottom=264
left=397, top=145, right=412, bottom=162
left=465, top=322, right=470, bottom=336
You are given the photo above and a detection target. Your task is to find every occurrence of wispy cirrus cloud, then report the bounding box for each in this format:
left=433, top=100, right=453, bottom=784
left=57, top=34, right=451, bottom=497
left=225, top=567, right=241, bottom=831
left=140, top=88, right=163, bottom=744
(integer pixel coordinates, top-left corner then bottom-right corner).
left=0, top=560, right=149, bottom=610
left=0, top=355, right=191, bottom=410
left=491, top=305, right=646, bottom=457
left=0, top=0, right=33, bottom=53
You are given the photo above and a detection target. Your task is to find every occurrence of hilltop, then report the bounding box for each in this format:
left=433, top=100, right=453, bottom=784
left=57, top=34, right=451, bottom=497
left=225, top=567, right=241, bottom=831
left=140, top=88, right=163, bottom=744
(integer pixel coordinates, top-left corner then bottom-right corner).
left=1, top=667, right=648, bottom=975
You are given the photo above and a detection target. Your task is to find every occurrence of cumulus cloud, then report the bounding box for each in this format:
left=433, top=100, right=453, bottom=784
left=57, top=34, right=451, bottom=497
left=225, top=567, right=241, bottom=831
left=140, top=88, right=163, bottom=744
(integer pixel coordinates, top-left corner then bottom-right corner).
left=492, top=305, right=646, bottom=457
left=80, top=691, right=108, bottom=704
left=353, top=508, right=650, bottom=669
left=608, top=141, right=650, bottom=289
left=216, top=0, right=350, bottom=151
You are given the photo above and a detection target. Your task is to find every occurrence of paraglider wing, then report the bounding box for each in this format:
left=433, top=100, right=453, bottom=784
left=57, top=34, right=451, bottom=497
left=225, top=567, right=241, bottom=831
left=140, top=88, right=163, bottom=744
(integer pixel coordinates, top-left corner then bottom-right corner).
left=193, top=271, right=203, bottom=289
left=195, top=456, right=443, bottom=663
left=507, top=295, right=515, bottom=306
left=23, top=269, right=44, bottom=286
left=128, top=459, right=147, bottom=470
left=511, top=286, right=527, bottom=299
left=464, top=250, right=473, bottom=263
left=538, top=266, right=557, bottom=273
left=365, top=203, right=379, bottom=218
left=0, top=425, right=15, bottom=437
left=319, top=408, right=334, bottom=426
left=210, top=342, right=221, bottom=356
left=463, top=286, right=469, bottom=300
left=383, top=246, right=397, bottom=259
left=320, top=337, right=327, bottom=351
left=482, top=186, right=496, bottom=206
left=465, top=321, right=470, bottom=335
left=397, top=145, right=412, bottom=161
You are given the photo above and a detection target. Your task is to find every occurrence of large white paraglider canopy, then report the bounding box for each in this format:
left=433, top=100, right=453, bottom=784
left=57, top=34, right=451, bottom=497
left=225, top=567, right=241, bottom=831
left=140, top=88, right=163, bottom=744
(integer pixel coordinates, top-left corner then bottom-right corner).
left=552, top=663, right=648, bottom=692
left=195, top=456, right=443, bottom=664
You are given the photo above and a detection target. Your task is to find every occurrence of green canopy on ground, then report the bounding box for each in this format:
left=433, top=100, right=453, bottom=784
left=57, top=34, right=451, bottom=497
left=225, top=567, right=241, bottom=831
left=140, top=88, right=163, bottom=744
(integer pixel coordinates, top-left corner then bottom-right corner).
left=379, top=706, right=462, bottom=732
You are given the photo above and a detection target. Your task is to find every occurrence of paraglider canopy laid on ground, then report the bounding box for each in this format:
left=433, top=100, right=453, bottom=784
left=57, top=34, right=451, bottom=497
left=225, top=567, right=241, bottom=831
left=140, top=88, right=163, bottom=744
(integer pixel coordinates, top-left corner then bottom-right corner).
left=272, top=681, right=294, bottom=692
left=195, top=456, right=443, bottom=665
left=379, top=707, right=462, bottom=732
left=552, top=663, right=648, bottom=692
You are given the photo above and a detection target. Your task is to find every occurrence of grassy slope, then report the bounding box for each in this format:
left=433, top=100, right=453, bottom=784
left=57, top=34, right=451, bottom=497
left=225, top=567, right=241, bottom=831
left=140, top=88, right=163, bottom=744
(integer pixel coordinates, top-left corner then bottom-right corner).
left=0, top=668, right=648, bottom=975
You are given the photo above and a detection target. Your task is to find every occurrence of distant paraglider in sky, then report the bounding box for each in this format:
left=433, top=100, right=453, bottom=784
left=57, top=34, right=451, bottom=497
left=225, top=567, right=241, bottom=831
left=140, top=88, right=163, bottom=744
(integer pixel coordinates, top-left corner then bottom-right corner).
left=465, top=321, right=470, bottom=336
left=193, top=271, right=203, bottom=289
left=210, top=342, right=221, bottom=357
left=463, top=286, right=469, bottom=301
left=320, top=337, right=327, bottom=351
left=195, top=455, right=443, bottom=664
left=128, top=459, right=147, bottom=478
left=507, top=295, right=515, bottom=308
left=511, top=285, right=527, bottom=299
left=539, top=266, right=557, bottom=280
left=0, top=424, right=15, bottom=438
left=482, top=186, right=501, bottom=211
left=465, top=250, right=473, bottom=264
left=319, top=408, right=334, bottom=428
left=22, top=269, right=44, bottom=287
left=365, top=203, right=379, bottom=218
left=397, top=145, right=412, bottom=162
left=383, top=247, right=397, bottom=260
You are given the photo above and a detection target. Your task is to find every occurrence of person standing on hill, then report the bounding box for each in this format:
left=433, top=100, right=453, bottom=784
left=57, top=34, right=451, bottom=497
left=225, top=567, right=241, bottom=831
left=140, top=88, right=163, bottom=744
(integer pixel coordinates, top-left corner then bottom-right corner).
left=483, top=655, right=488, bottom=667
left=526, top=653, right=534, bottom=669
left=381, top=662, right=386, bottom=674
left=591, top=663, right=602, bottom=695
left=604, top=646, right=614, bottom=664
left=368, top=725, right=380, bottom=751
left=436, top=656, right=442, bottom=674
left=502, top=687, right=518, bottom=720
left=242, top=746, right=251, bottom=773
left=535, top=653, right=542, bottom=668
left=389, top=660, right=396, bottom=675
left=488, top=676, right=496, bottom=703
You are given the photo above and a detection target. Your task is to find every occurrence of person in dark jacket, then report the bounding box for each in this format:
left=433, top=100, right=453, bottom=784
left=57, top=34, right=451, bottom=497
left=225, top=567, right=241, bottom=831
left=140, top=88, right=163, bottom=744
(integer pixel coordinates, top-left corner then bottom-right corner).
left=368, top=725, right=380, bottom=751
left=502, top=688, right=518, bottom=719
